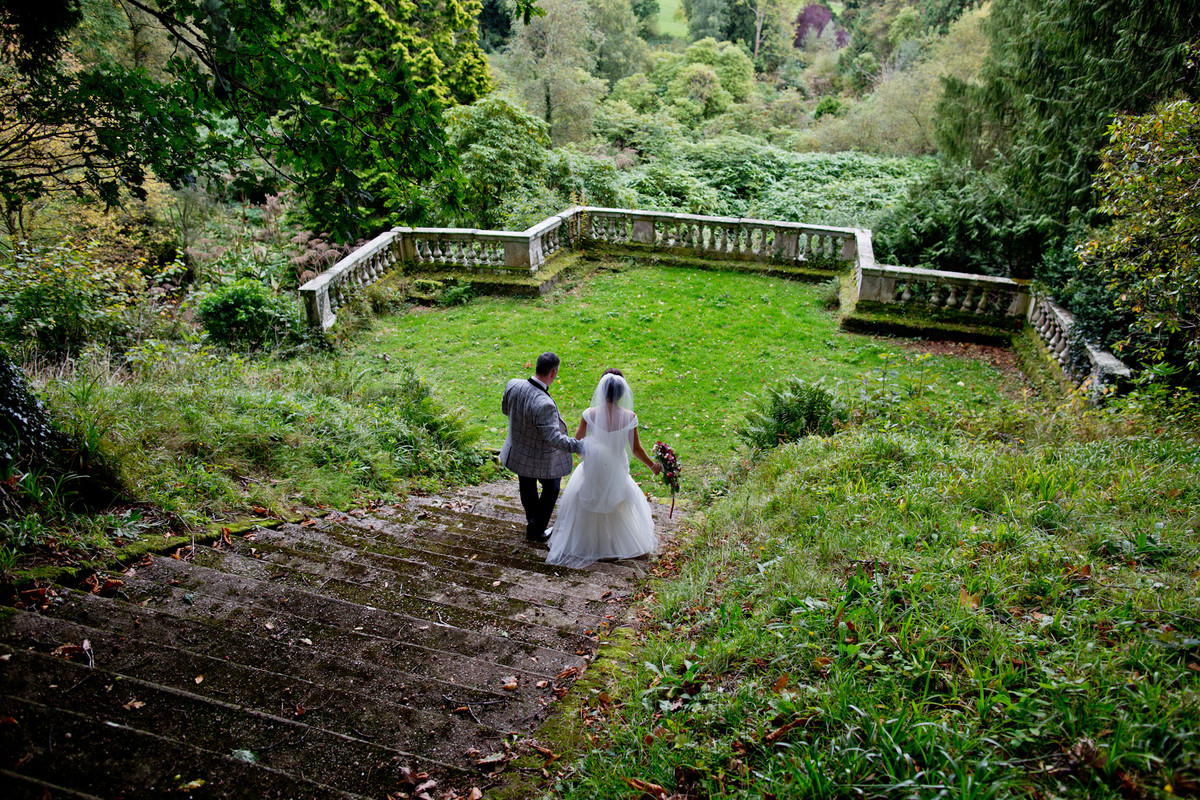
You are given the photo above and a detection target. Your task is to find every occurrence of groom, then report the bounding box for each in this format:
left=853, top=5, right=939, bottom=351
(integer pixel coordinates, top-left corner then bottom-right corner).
left=500, top=352, right=583, bottom=544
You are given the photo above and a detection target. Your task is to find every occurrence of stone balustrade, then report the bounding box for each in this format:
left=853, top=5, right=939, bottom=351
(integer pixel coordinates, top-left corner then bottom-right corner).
left=582, top=207, right=858, bottom=266
left=856, top=262, right=1032, bottom=317
left=300, top=207, right=855, bottom=328
left=299, top=209, right=586, bottom=329
left=296, top=207, right=1132, bottom=400
left=1028, top=294, right=1131, bottom=396
left=299, top=229, right=400, bottom=329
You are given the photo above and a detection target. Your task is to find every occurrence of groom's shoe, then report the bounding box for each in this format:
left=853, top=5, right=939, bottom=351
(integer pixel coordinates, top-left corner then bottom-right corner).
left=526, top=527, right=552, bottom=544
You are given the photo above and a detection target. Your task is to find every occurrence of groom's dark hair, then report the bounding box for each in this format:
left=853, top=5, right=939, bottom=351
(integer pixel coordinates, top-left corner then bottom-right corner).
left=536, top=352, right=560, bottom=377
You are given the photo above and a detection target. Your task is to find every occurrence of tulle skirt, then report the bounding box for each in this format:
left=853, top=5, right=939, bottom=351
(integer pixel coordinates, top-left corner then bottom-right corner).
left=546, top=458, right=656, bottom=569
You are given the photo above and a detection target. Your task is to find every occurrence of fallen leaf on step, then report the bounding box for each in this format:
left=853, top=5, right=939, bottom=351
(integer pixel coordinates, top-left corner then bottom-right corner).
left=123, top=698, right=145, bottom=710
left=501, top=675, right=518, bottom=691
left=264, top=622, right=275, bottom=630
left=468, top=789, right=483, bottom=800
left=536, top=680, right=550, bottom=689
left=492, top=580, right=502, bottom=587
left=194, top=675, right=204, bottom=684
left=477, top=752, right=507, bottom=767
left=300, top=638, right=313, bottom=646
left=178, top=778, right=206, bottom=790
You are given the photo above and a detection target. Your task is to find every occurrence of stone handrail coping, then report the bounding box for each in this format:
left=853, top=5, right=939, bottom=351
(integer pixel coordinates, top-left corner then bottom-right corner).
left=853, top=228, right=875, bottom=273
left=301, top=207, right=865, bottom=329
left=862, top=262, right=1029, bottom=288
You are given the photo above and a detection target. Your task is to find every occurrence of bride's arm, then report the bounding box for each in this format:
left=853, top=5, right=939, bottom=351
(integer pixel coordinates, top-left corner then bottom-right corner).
left=574, top=417, right=588, bottom=438
left=631, top=429, right=662, bottom=474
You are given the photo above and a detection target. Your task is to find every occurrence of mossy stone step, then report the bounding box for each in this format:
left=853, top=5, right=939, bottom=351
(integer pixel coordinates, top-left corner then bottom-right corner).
left=1, top=649, right=474, bottom=790
left=1, top=770, right=106, bottom=800
left=0, top=477, right=681, bottom=796
left=4, top=589, right=541, bottom=727
left=0, top=695, right=373, bottom=800
left=289, top=517, right=637, bottom=598
left=245, top=524, right=617, bottom=615
left=119, top=561, right=594, bottom=678
left=0, top=611, right=507, bottom=757
left=179, top=540, right=608, bottom=637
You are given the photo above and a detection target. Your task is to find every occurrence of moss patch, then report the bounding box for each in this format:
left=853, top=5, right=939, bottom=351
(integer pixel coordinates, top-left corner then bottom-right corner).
left=839, top=310, right=1016, bottom=347
left=489, top=625, right=642, bottom=800
left=1012, top=326, right=1073, bottom=402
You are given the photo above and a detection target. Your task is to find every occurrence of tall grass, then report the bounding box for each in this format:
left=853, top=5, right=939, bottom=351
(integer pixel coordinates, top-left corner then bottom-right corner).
left=30, top=341, right=490, bottom=528
left=546, top=394, right=1200, bottom=798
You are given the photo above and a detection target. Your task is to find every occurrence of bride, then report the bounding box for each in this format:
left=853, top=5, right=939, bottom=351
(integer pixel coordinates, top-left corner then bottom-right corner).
left=546, top=369, right=662, bottom=568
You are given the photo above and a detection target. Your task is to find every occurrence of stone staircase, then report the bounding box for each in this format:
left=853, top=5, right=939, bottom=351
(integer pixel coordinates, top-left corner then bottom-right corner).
left=0, top=480, right=681, bottom=799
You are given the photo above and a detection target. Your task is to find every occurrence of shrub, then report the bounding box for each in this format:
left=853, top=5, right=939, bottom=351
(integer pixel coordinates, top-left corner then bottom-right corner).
left=547, top=146, right=637, bottom=208
left=0, top=241, right=143, bottom=356
left=197, top=279, right=300, bottom=350
left=738, top=377, right=846, bottom=449
left=814, top=95, right=845, bottom=119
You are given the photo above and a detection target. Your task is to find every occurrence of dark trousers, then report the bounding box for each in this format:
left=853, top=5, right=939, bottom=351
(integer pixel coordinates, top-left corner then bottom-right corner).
left=518, top=475, right=560, bottom=539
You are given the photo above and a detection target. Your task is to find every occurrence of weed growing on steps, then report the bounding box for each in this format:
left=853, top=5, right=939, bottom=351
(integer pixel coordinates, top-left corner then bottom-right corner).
left=547, top=398, right=1200, bottom=799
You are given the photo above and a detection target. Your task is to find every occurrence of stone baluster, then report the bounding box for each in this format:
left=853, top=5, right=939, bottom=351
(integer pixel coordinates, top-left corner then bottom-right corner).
left=1046, top=317, right=1065, bottom=363
left=961, top=285, right=977, bottom=312
left=945, top=283, right=959, bottom=309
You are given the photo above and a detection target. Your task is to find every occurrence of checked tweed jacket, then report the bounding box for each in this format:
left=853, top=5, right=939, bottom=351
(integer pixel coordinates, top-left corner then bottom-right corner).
left=499, top=378, right=581, bottom=479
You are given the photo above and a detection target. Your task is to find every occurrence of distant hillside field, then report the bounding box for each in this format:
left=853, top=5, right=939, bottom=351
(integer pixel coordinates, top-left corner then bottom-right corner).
left=657, top=0, right=688, bottom=39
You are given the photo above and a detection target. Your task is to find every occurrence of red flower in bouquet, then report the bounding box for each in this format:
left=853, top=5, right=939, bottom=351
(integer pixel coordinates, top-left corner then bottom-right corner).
left=652, top=441, right=680, bottom=517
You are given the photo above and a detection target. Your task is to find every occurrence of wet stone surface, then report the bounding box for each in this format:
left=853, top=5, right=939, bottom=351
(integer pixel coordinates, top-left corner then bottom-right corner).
left=0, top=480, right=681, bottom=798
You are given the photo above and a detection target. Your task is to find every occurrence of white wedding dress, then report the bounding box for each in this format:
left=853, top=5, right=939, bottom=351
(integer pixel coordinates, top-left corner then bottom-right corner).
left=546, top=404, right=657, bottom=568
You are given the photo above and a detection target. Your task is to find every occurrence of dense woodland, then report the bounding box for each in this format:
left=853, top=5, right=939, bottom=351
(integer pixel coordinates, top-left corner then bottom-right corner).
left=0, top=2, right=1198, bottom=559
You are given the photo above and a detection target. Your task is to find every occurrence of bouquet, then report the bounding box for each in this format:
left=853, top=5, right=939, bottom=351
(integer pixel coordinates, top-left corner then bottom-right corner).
left=651, top=441, right=680, bottom=518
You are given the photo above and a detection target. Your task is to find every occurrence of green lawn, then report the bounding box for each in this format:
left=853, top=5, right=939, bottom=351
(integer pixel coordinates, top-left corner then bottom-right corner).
left=361, top=263, right=1020, bottom=490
